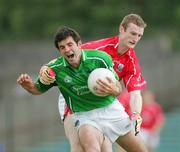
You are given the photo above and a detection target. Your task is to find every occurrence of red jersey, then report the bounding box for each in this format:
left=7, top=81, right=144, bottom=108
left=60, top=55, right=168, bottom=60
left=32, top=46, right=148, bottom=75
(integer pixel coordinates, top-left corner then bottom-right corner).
left=82, top=36, right=147, bottom=92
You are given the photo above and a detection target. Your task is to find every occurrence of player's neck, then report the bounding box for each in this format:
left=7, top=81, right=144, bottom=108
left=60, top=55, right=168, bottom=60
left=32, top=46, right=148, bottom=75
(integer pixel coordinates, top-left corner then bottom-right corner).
left=118, top=46, right=129, bottom=55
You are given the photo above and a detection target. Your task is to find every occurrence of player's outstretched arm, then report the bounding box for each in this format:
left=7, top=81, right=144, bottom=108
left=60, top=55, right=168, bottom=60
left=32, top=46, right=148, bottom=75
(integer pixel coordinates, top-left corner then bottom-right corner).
left=129, top=90, right=143, bottom=135
left=17, top=73, right=41, bottom=95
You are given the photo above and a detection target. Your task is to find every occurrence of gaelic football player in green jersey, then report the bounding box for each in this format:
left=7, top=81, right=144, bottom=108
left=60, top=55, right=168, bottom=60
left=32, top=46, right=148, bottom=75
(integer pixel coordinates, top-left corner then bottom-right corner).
left=17, top=27, right=148, bottom=152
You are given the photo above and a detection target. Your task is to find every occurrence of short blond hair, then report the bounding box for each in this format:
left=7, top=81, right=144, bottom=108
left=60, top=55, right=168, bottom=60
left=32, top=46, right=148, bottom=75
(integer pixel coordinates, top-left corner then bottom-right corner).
left=120, top=14, right=147, bottom=30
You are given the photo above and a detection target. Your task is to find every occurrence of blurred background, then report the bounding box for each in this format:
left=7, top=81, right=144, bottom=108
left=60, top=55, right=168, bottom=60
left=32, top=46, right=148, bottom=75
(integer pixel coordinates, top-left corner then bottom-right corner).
left=0, top=0, right=180, bottom=151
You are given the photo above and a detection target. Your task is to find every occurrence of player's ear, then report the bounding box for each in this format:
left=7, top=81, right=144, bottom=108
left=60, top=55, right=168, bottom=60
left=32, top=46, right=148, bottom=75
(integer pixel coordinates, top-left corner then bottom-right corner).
left=119, top=26, right=125, bottom=33
left=78, top=40, right=82, bottom=46
left=78, top=40, right=82, bottom=49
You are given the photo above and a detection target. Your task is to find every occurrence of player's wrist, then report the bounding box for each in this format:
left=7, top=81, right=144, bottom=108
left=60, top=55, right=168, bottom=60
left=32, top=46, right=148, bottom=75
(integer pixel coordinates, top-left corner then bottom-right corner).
left=114, top=81, right=122, bottom=96
left=132, top=111, right=140, bottom=115
left=113, top=87, right=121, bottom=96
left=131, top=112, right=141, bottom=119
left=131, top=111, right=142, bottom=136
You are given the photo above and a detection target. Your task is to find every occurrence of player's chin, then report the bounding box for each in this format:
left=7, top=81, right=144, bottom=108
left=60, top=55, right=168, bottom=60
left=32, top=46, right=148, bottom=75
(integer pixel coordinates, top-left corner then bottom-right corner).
left=127, top=45, right=134, bottom=49
left=129, top=43, right=136, bottom=48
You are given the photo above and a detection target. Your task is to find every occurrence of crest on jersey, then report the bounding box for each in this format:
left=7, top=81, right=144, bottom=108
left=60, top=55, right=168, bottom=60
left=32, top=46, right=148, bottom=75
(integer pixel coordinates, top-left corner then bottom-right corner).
left=64, top=76, right=72, bottom=83
left=117, top=63, right=124, bottom=71
left=137, top=74, right=141, bottom=81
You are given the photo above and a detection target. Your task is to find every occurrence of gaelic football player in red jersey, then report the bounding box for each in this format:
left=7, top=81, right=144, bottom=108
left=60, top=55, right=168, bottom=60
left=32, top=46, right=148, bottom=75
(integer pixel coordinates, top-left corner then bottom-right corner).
left=40, top=13, right=147, bottom=152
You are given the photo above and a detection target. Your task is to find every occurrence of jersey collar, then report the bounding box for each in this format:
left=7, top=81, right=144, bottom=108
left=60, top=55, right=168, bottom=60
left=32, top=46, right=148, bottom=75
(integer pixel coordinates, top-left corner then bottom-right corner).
left=81, top=50, right=87, bottom=61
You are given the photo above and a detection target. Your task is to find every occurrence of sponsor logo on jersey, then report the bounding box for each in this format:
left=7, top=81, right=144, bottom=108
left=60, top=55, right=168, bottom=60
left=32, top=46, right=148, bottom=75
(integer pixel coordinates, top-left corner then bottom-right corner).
left=64, top=76, right=72, bottom=83
left=117, top=63, right=124, bottom=71
left=137, top=74, right=141, bottom=81
left=72, top=85, right=90, bottom=95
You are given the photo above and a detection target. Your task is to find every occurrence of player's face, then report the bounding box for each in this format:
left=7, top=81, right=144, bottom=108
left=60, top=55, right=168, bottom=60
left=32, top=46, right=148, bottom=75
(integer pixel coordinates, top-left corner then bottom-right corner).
left=57, top=36, right=82, bottom=67
left=119, top=23, right=144, bottom=49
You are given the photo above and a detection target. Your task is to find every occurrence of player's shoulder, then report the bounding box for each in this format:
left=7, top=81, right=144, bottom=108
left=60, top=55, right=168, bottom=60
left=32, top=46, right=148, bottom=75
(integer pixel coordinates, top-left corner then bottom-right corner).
left=128, top=48, right=137, bottom=56
left=94, top=35, right=118, bottom=46
left=125, top=48, right=138, bottom=60
left=82, top=35, right=118, bottom=47
left=47, top=57, right=64, bottom=67
left=47, top=58, right=57, bottom=65
left=84, top=49, right=111, bottom=58
left=105, top=35, right=118, bottom=43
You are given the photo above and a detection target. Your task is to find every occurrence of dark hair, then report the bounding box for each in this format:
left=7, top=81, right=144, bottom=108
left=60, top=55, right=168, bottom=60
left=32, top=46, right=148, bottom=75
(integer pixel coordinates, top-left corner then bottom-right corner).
left=54, top=26, right=81, bottom=49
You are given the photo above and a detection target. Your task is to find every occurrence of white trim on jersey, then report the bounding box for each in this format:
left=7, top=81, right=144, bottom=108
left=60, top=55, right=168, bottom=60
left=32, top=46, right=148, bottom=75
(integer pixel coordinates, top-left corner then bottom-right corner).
left=95, top=44, right=115, bottom=50
left=125, top=50, right=137, bottom=90
left=86, top=57, right=109, bottom=68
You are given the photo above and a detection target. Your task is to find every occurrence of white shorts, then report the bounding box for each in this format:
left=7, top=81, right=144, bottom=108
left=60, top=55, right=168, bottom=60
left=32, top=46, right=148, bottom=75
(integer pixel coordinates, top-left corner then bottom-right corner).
left=73, top=99, right=132, bottom=143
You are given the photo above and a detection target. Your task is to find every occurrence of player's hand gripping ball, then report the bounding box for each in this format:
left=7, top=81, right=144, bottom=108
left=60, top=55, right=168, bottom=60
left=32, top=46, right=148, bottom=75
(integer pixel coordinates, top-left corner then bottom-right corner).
left=39, top=66, right=56, bottom=85
left=88, top=68, right=116, bottom=96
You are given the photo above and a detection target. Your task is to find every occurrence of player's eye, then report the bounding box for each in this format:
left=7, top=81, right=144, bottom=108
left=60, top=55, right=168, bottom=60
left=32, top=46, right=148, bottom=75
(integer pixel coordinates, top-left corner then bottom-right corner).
left=131, top=32, right=136, bottom=36
left=59, top=46, right=65, bottom=51
left=67, top=42, right=74, bottom=47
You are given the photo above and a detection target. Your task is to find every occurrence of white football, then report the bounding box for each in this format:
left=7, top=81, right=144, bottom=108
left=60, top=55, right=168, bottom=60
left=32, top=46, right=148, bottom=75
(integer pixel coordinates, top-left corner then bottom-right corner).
left=88, top=68, right=116, bottom=96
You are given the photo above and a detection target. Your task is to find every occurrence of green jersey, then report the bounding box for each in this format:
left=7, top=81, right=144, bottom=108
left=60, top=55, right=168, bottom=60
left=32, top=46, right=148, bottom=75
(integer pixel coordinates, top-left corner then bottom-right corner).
left=35, top=50, right=119, bottom=112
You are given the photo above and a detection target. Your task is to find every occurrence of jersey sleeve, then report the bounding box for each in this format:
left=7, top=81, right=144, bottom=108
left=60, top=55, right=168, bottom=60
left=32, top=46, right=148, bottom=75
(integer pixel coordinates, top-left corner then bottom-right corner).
left=123, top=72, right=147, bottom=92
left=35, top=77, right=55, bottom=93
left=123, top=54, right=147, bottom=92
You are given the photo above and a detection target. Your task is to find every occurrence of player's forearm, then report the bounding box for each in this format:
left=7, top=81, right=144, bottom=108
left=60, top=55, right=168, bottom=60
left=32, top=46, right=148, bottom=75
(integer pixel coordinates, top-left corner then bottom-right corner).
left=129, top=90, right=142, bottom=114
left=23, top=83, right=42, bottom=95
